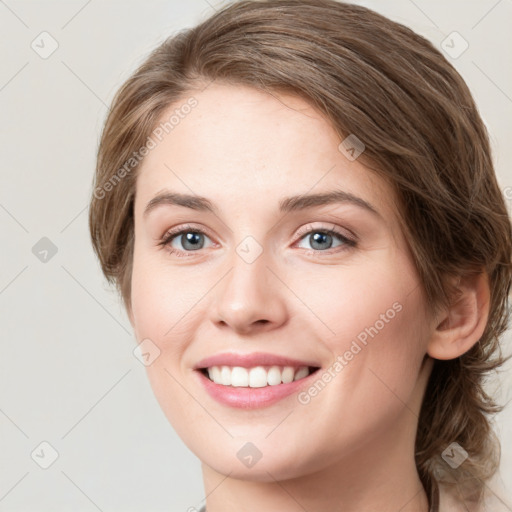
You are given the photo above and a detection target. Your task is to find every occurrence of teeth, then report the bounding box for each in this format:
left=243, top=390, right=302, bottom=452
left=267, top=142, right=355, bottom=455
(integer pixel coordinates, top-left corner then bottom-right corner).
left=206, top=365, right=312, bottom=387
left=249, top=366, right=267, bottom=388
left=267, top=366, right=282, bottom=386
left=282, top=366, right=295, bottom=383
left=220, top=366, right=231, bottom=386
left=232, top=367, right=249, bottom=387
left=294, top=367, right=309, bottom=381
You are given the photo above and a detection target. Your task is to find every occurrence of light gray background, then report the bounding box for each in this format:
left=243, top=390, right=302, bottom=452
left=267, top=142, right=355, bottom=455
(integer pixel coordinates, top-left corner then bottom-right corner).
left=1, top=1, right=511, bottom=510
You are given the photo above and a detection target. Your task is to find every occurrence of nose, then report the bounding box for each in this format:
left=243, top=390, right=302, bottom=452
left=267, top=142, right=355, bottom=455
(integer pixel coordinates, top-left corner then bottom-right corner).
left=211, top=247, right=288, bottom=335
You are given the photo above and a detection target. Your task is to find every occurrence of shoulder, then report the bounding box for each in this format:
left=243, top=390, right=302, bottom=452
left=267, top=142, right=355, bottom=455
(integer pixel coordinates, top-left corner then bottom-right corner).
left=480, top=477, right=512, bottom=512
left=438, top=476, right=512, bottom=512
left=438, top=485, right=477, bottom=512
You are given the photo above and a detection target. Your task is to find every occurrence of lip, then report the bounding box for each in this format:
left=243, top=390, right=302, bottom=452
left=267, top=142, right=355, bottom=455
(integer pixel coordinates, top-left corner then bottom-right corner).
left=194, top=351, right=320, bottom=370
left=195, top=366, right=321, bottom=409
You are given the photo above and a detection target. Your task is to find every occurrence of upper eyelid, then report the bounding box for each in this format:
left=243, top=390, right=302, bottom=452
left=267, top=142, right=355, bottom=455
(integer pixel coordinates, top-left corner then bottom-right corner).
left=158, top=223, right=213, bottom=245
left=295, top=222, right=356, bottom=242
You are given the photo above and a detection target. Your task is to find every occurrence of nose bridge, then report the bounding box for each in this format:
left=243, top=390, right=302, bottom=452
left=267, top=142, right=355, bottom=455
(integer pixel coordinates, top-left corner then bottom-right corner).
left=212, top=235, right=287, bottom=332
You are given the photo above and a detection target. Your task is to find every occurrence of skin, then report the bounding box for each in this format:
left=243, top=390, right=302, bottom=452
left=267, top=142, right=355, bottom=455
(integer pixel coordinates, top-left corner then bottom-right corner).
left=128, top=83, right=490, bottom=512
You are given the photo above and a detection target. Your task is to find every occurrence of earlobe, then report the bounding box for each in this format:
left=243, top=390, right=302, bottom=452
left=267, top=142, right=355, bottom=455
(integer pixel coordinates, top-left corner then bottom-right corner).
left=427, top=270, right=490, bottom=361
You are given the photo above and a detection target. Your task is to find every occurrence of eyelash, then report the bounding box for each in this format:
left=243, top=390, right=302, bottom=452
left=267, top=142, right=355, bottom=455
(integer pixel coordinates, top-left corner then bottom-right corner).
left=157, top=223, right=357, bottom=258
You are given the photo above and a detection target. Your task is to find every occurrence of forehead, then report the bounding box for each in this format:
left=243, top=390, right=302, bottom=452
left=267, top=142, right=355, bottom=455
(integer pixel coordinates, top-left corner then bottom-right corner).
left=134, top=83, right=397, bottom=223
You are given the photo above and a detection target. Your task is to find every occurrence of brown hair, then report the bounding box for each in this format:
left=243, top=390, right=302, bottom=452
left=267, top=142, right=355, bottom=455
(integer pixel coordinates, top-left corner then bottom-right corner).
left=88, top=0, right=512, bottom=506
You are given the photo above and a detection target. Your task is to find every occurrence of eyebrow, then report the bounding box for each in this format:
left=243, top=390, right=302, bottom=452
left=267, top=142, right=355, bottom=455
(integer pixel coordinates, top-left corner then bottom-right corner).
left=143, top=189, right=381, bottom=218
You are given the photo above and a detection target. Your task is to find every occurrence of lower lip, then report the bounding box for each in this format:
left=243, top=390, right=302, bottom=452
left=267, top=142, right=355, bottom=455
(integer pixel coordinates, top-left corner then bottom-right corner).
left=195, top=369, right=320, bottom=409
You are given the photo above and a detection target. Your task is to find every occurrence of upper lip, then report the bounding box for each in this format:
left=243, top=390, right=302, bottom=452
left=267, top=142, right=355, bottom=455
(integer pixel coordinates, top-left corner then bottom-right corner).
left=194, top=352, right=321, bottom=370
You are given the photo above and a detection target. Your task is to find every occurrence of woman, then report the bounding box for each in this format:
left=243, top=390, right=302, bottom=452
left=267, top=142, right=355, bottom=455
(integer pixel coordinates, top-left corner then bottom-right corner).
left=88, top=1, right=512, bottom=510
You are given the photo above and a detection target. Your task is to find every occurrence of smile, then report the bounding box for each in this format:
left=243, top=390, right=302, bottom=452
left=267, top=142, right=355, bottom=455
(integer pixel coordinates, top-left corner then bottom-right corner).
left=195, top=365, right=321, bottom=409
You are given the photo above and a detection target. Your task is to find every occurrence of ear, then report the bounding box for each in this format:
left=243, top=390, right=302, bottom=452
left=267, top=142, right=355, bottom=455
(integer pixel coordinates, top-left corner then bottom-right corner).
left=427, top=270, right=491, bottom=360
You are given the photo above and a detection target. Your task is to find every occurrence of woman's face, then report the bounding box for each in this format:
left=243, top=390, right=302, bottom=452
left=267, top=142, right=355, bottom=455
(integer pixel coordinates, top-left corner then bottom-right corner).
left=130, top=83, right=434, bottom=480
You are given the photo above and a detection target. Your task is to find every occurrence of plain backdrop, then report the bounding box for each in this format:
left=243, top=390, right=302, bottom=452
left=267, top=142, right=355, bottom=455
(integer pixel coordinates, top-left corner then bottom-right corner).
left=1, top=1, right=511, bottom=510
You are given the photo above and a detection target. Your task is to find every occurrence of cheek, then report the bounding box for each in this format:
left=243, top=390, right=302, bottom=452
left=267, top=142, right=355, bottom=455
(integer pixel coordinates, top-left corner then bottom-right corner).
left=129, top=257, right=208, bottom=439
left=326, top=276, right=418, bottom=358
left=286, top=248, right=422, bottom=358
left=300, top=255, right=428, bottom=425
left=130, top=250, right=200, bottom=345
left=307, top=278, right=428, bottom=446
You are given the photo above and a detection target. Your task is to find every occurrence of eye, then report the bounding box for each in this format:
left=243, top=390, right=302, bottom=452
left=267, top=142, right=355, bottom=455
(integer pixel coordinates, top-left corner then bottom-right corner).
left=158, top=223, right=357, bottom=258
left=294, top=224, right=356, bottom=255
left=158, top=224, right=214, bottom=257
